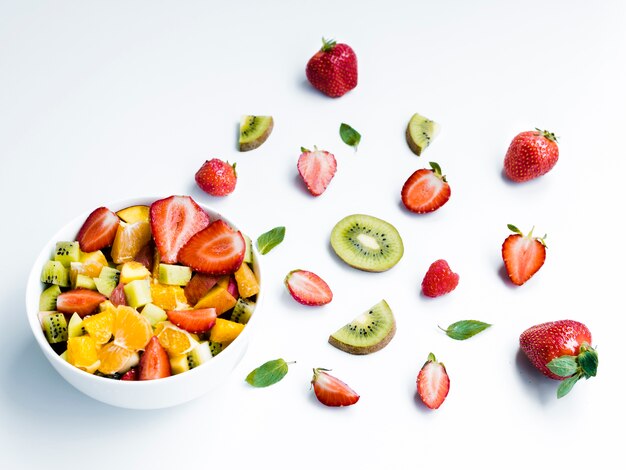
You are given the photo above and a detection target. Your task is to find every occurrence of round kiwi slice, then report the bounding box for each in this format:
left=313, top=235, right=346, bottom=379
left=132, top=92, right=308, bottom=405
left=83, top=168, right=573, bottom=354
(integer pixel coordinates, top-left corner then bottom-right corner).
left=330, top=214, right=404, bottom=272
left=328, top=300, right=396, bottom=355
left=239, top=115, right=274, bottom=151
left=406, top=112, right=440, bottom=156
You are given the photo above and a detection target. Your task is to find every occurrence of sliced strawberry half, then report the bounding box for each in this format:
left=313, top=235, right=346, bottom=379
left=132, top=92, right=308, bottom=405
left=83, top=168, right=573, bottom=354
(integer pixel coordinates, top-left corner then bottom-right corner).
left=401, top=162, right=451, bottom=213
left=120, top=367, right=138, bottom=381
left=166, top=308, right=217, bottom=334
left=150, top=195, right=210, bottom=264
left=501, top=224, right=547, bottom=286
left=311, top=368, right=359, bottom=407
left=139, top=336, right=171, bottom=380
left=297, top=147, right=337, bottom=196
left=56, top=289, right=107, bottom=317
left=416, top=353, right=450, bottom=409
left=285, top=270, right=333, bottom=306
left=184, top=273, right=219, bottom=305
left=177, top=219, right=245, bottom=275
left=76, top=207, right=120, bottom=253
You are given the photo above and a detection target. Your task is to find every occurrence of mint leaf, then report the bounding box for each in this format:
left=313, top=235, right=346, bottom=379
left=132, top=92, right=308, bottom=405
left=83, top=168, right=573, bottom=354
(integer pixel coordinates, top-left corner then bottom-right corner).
left=546, top=356, right=578, bottom=377
left=256, top=226, right=285, bottom=255
left=556, top=374, right=580, bottom=399
left=339, top=123, right=361, bottom=149
left=245, top=358, right=291, bottom=387
left=440, top=320, right=491, bottom=340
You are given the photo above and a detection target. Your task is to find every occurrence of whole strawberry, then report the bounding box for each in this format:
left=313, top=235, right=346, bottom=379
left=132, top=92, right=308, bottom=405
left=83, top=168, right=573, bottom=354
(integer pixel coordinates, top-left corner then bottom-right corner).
left=422, top=259, right=459, bottom=297
left=195, top=159, right=237, bottom=196
left=306, top=38, right=357, bottom=98
left=504, top=128, right=559, bottom=182
left=520, top=320, right=598, bottom=398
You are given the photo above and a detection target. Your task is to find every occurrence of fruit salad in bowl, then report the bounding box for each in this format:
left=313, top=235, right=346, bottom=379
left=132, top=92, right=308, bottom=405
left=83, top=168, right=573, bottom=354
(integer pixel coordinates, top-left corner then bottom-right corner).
left=26, top=195, right=261, bottom=409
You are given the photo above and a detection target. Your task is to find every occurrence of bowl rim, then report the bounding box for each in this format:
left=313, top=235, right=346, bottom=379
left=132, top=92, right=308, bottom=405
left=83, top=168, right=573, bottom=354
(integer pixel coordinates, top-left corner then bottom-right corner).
left=25, top=195, right=262, bottom=388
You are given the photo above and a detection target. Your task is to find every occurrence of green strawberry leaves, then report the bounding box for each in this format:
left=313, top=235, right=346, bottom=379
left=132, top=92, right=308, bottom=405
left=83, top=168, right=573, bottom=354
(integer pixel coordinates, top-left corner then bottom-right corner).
left=546, top=356, right=578, bottom=377
left=246, top=358, right=293, bottom=387
left=547, top=343, right=599, bottom=398
left=339, top=123, right=361, bottom=149
left=439, top=320, right=491, bottom=340
left=256, top=226, right=285, bottom=255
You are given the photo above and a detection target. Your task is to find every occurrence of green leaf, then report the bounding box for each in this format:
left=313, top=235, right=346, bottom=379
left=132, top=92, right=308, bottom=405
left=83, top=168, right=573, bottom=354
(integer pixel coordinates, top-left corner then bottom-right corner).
left=339, top=123, right=361, bottom=149
left=546, top=356, right=579, bottom=377
left=256, top=226, right=286, bottom=255
left=507, top=224, right=522, bottom=234
left=246, top=358, right=291, bottom=388
left=440, top=320, right=492, bottom=341
left=556, top=374, right=580, bottom=399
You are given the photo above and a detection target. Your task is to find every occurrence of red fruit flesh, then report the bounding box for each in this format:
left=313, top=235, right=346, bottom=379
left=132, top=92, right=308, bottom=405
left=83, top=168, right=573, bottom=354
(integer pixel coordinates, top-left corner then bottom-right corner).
left=150, top=195, right=210, bottom=264
left=134, top=243, right=154, bottom=271
left=109, top=282, right=127, bottom=306
left=401, top=165, right=451, bottom=213
left=520, top=320, right=593, bottom=379
left=195, top=159, right=237, bottom=196
left=421, top=260, right=459, bottom=298
left=139, top=336, right=171, bottom=380
left=417, top=353, right=450, bottom=409
left=120, top=368, right=138, bottom=381
left=285, top=270, right=333, bottom=306
left=306, top=40, right=358, bottom=98
left=178, top=219, right=245, bottom=275
left=56, top=289, right=107, bottom=317
left=504, top=129, right=559, bottom=182
left=76, top=207, right=120, bottom=253
left=227, top=276, right=239, bottom=299
left=297, top=149, right=337, bottom=196
left=166, top=308, right=217, bottom=334
left=502, top=231, right=546, bottom=286
left=184, top=273, right=219, bottom=305
left=311, top=369, right=359, bottom=407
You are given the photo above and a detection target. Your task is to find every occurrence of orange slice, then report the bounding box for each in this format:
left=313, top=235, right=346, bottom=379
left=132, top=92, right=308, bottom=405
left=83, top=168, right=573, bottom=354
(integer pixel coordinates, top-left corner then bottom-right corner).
left=66, top=336, right=100, bottom=371
left=156, top=322, right=197, bottom=356
left=209, top=318, right=244, bottom=345
left=97, top=343, right=139, bottom=375
left=81, top=309, right=115, bottom=344
left=113, top=305, right=153, bottom=351
left=151, top=283, right=188, bottom=311
left=111, top=221, right=152, bottom=264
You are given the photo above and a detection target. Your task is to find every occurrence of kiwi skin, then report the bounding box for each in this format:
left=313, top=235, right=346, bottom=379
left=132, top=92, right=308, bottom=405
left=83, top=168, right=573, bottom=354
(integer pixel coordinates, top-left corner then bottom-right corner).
left=239, top=115, right=274, bottom=152
left=405, top=113, right=439, bottom=156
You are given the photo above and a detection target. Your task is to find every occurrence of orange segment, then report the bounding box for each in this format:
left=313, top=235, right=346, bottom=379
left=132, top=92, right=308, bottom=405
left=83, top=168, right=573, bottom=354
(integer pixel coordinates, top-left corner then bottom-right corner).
left=151, top=283, right=188, bottom=310
left=111, top=221, right=152, bottom=264
left=113, top=305, right=153, bottom=351
left=97, top=343, right=139, bottom=375
left=209, top=318, right=244, bottom=345
left=234, top=262, right=259, bottom=298
left=66, top=336, right=100, bottom=371
left=156, top=322, right=197, bottom=356
left=81, top=309, right=115, bottom=344
left=194, top=285, right=237, bottom=314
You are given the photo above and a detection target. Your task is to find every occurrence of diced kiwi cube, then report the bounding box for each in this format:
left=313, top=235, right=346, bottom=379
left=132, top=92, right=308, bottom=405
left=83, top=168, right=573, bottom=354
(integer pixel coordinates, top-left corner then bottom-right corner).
left=187, top=341, right=212, bottom=368
left=99, top=266, right=120, bottom=283
left=41, top=260, right=69, bottom=287
left=141, top=303, right=168, bottom=326
left=54, top=241, right=81, bottom=267
left=243, top=234, right=253, bottom=264
left=75, top=274, right=97, bottom=290
left=42, top=313, right=68, bottom=344
left=94, top=277, right=117, bottom=297
left=39, top=284, right=62, bottom=311
left=170, top=354, right=190, bottom=375
left=67, top=312, right=84, bottom=338
left=124, top=279, right=152, bottom=308
left=208, top=340, right=223, bottom=356
left=230, top=298, right=255, bottom=324
left=158, top=264, right=192, bottom=286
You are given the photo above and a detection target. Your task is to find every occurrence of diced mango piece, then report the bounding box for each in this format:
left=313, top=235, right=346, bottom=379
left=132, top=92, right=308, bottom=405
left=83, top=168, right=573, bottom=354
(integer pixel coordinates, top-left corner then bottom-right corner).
left=209, top=318, right=244, bottom=345
left=194, top=285, right=237, bottom=315
left=119, top=261, right=151, bottom=284
left=234, top=262, right=259, bottom=298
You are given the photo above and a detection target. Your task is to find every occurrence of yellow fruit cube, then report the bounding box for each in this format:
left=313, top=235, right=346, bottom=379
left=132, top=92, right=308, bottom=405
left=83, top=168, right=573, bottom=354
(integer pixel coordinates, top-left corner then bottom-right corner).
left=194, top=286, right=237, bottom=315
left=209, top=318, right=244, bottom=345
left=119, top=261, right=151, bottom=284
left=234, top=262, right=259, bottom=298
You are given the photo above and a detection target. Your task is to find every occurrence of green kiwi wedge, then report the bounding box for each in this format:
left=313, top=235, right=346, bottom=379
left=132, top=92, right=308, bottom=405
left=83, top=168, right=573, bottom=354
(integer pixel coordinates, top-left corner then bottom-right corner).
left=40, top=260, right=69, bottom=287
left=239, top=115, right=274, bottom=151
left=406, top=113, right=440, bottom=156
left=42, top=313, right=68, bottom=344
left=328, top=300, right=396, bottom=355
left=53, top=241, right=80, bottom=267
left=39, top=285, right=62, bottom=311
left=230, top=298, right=255, bottom=324
left=330, top=214, right=404, bottom=272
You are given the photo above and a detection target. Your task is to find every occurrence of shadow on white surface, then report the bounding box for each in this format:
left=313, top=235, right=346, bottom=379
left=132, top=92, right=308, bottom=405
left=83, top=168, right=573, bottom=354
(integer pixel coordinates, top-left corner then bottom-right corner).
left=514, top=348, right=557, bottom=405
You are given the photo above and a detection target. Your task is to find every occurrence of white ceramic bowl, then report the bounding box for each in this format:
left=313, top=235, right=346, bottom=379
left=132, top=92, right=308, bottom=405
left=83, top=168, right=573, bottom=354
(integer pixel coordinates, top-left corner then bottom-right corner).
left=25, top=196, right=261, bottom=409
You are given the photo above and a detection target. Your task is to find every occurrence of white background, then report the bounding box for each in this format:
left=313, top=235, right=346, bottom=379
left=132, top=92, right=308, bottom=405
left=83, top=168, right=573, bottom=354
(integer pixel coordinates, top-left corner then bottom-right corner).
left=1, top=1, right=625, bottom=468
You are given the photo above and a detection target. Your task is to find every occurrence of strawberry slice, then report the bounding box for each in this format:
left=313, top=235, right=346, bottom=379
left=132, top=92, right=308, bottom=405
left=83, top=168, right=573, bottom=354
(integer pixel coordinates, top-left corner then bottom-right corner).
left=401, top=162, right=451, bottom=213
left=416, top=353, right=450, bottom=409
left=76, top=207, right=120, bottom=253
left=56, top=289, right=107, bottom=317
left=297, top=147, right=337, bottom=196
left=166, top=308, right=217, bottom=334
left=139, top=336, right=171, bottom=380
left=285, top=270, right=333, bottom=306
left=177, top=219, right=245, bottom=275
left=120, top=367, right=138, bottom=381
left=311, top=368, right=359, bottom=407
left=150, top=195, right=210, bottom=264
left=501, top=224, right=547, bottom=286
left=184, top=273, right=219, bottom=305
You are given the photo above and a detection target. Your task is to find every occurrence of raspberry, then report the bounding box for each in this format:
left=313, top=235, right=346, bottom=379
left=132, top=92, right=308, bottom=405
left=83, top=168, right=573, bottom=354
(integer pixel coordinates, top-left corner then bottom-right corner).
left=421, top=259, right=459, bottom=298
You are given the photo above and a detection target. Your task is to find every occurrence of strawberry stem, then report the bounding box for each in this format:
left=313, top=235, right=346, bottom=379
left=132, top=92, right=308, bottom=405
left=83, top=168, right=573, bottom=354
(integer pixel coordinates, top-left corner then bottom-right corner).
left=534, top=128, right=559, bottom=143
left=321, top=37, right=337, bottom=52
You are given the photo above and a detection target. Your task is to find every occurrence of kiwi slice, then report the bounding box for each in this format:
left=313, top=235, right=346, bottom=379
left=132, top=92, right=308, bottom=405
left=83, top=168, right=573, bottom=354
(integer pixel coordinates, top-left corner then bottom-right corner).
left=230, top=298, right=255, bottom=324
left=208, top=340, right=223, bottom=356
left=42, top=313, right=69, bottom=344
left=328, top=300, right=396, bottom=355
left=54, top=242, right=80, bottom=267
left=187, top=342, right=212, bottom=368
left=67, top=313, right=85, bottom=338
left=406, top=113, right=440, bottom=156
left=41, top=260, right=70, bottom=287
left=239, top=115, right=274, bottom=151
left=330, top=214, right=404, bottom=272
left=39, top=285, right=62, bottom=311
